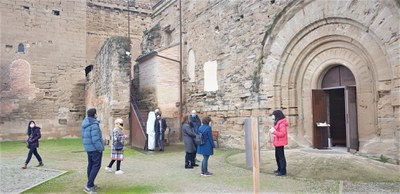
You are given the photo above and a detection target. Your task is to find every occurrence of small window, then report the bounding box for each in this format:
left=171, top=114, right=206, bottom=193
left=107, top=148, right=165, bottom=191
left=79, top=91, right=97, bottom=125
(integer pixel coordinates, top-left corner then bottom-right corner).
left=18, top=43, right=25, bottom=53
left=52, top=10, right=60, bottom=16
left=85, top=65, right=94, bottom=77
left=22, top=6, right=29, bottom=10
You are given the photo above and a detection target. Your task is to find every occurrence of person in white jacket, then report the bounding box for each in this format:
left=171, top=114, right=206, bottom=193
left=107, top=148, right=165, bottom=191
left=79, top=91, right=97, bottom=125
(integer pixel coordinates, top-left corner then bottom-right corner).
left=146, top=111, right=156, bottom=151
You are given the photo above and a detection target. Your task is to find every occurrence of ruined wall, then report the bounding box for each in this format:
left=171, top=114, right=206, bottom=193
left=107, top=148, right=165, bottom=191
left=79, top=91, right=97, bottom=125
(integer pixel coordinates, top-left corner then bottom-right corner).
left=147, top=0, right=399, bottom=162
left=86, top=36, right=131, bottom=143
left=86, top=0, right=152, bottom=68
left=0, top=0, right=87, bottom=140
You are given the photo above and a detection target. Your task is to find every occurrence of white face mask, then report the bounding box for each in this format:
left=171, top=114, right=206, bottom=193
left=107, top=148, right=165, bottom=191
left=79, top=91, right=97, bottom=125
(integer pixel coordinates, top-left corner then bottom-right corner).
left=30, top=124, right=35, bottom=128
left=271, top=115, right=275, bottom=122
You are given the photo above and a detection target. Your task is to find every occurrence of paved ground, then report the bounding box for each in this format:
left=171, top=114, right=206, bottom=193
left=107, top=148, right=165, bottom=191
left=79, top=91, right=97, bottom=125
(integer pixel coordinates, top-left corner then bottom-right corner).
left=1, top=140, right=399, bottom=193
left=0, top=161, right=66, bottom=193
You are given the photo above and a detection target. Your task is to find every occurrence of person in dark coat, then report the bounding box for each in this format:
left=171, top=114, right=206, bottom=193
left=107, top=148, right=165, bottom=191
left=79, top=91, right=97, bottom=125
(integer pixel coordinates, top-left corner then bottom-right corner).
left=197, top=116, right=215, bottom=176
left=189, top=110, right=201, bottom=133
left=22, top=121, right=44, bottom=169
left=189, top=110, right=202, bottom=164
left=154, top=113, right=167, bottom=151
left=81, top=108, right=104, bottom=193
left=182, top=116, right=197, bottom=169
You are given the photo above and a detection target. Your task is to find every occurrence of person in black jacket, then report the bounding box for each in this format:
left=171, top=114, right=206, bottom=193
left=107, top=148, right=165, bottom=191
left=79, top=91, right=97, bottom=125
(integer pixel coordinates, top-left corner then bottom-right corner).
left=22, top=121, right=43, bottom=169
left=154, top=113, right=167, bottom=151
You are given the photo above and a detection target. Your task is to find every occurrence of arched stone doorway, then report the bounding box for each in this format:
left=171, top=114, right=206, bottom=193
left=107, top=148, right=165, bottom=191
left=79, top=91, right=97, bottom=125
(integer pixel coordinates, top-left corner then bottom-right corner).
left=260, top=0, right=398, bottom=157
left=312, top=65, right=358, bottom=151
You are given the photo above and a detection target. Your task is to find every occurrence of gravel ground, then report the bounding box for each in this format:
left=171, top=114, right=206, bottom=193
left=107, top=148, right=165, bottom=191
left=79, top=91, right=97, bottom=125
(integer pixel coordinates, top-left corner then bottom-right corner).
left=0, top=160, right=66, bottom=194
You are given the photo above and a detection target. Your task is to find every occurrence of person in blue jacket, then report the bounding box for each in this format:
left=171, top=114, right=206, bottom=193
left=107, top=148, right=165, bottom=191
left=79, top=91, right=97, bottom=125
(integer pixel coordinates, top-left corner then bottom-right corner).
left=197, top=116, right=215, bottom=176
left=81, top=108, right=104, bottom=194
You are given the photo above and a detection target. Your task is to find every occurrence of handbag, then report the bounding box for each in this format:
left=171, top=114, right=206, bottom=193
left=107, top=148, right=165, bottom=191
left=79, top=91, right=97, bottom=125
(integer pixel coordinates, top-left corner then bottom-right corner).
left=195, top=132, right=205, bottom=145
left=113, top=140, right=124, bottom=150
left=267, top=131, right=274, bottom=143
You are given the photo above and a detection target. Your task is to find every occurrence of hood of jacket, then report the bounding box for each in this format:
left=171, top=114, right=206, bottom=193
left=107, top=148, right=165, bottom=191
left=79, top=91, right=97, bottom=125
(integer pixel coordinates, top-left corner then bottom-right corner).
left=275, top=118, right=288, bottom=128
left=81, top=117, right=99, bottom=129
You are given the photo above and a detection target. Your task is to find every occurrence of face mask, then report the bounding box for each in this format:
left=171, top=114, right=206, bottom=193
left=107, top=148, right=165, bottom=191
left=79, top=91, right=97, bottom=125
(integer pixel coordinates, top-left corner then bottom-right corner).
left=191, top=114, right=196, bottom=117
left=271, top=115, right=275, bottom=122
left=30, top=124, right=35, bottom=128
left=96, top=117, right=101, bottom=123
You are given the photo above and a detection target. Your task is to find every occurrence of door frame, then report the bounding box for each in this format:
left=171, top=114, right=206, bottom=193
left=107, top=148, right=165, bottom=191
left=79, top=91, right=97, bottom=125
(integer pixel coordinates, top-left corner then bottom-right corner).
left=312, top=86, right=358, bottom=151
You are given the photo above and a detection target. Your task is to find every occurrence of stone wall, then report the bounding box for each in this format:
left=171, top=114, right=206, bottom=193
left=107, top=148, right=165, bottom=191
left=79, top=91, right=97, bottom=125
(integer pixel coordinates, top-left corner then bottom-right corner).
left=145, top=0, right=400, bottom=162
left=0, top=0, right=87, bottom=140
left=86, top=0, right=152, bottom=70
left=86, top=36, right=132, bottom=143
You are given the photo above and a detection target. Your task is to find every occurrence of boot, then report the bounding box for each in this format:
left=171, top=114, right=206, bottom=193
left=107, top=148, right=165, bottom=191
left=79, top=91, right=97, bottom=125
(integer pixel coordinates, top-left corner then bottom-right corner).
left=185, top=161, right=193, bottom=169
left=36, top=162, right=44, bottom=167
left=22, top=164, right=27, bottom=169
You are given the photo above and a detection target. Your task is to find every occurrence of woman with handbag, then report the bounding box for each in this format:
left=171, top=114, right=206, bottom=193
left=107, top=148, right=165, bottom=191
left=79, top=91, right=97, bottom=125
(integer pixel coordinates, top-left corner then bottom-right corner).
left=196, top=116, right=215, bottom=176
left=105, top=118, right=126, bottom=174
left=269, top=110, right=288, bottom=176
left=22, top=121, right=44, bottom=169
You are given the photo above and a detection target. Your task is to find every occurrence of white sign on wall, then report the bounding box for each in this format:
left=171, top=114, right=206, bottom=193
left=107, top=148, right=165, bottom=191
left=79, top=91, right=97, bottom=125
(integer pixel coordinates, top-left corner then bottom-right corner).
left=204, top=60, right=218, bottom=91
left=188, top=50, right=196, bottom=82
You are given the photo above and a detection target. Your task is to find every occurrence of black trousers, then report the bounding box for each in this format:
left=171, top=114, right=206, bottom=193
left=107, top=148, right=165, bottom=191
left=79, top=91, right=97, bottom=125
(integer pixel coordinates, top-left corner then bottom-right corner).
left=275, top=146, right=287, bottom=175
left=185, top=152, right=196, bottom=166
left=108, top=160, right=121, bottom=171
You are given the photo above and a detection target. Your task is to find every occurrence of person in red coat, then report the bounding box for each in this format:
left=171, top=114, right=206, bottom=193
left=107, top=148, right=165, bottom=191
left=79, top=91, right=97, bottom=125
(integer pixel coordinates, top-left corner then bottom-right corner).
left=269, top=110, right=288, bottom=176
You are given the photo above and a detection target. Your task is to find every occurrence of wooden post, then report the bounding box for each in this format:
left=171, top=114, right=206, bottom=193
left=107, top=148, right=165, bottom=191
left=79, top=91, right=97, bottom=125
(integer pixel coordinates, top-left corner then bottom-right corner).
left=251, top=117, right=260, bottom=193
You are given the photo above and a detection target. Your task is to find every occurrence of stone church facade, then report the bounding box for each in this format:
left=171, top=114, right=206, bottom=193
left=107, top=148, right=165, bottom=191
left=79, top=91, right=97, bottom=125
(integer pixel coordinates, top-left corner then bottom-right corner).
left=0, top=0, right=399, bottom=163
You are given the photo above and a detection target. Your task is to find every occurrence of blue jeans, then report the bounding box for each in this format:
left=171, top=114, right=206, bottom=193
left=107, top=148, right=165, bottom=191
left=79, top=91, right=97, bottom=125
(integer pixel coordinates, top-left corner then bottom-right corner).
left=86, top=151, right=102, bottom=188
left=25, top=147, right=42, bottom=164
left=201, top=155, right=210, bottom=173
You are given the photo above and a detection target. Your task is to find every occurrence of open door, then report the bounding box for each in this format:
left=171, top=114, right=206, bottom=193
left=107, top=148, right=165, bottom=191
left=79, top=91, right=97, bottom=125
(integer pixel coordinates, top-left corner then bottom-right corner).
left=312, top=90, right=328, bottom=149
left=345, top=86, right=358, bottom=151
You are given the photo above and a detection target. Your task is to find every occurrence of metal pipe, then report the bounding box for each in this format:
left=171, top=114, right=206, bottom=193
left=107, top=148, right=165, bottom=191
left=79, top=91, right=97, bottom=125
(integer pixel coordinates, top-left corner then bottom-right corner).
left=179, top=0, right=183, bottom=140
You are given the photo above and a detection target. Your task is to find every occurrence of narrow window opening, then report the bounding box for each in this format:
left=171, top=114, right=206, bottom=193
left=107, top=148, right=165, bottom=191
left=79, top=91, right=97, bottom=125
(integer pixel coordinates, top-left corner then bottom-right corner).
left=52, top=10, right=60, bottom=16
left=18, top=43, right=25, bottom=53
left=22, top=6, right=30, bottom=10
left=85, top=65, right=94, bottom=77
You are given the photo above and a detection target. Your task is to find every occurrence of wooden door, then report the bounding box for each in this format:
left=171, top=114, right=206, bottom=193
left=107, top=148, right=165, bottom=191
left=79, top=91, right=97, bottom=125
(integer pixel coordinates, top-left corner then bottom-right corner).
left=345, top=86, right=358, bottom=151
left=312, top=90, right=328, bottom=148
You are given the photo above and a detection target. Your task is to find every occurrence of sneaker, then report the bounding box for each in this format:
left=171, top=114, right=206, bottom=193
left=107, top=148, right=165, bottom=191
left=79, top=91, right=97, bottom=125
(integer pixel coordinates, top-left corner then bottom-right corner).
left=115, top=170, right=124, bottom=175
left=192, top=164, right=199, bottom=167
left=203, top=172, right=213, bottom=177
left=104, top=166, right=112, bottom=173
left=185, top=165, right=194, bottom=169
left=83, top=187, right=97, bottom=194
left=36, top=162, right=44, bottom=167
left=195, top=158, right=200, bottom=163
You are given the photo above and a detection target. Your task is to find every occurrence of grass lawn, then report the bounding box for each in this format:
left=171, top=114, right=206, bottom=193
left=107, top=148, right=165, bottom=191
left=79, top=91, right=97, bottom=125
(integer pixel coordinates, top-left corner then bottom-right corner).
left=1, top=138, right=399, bottom=193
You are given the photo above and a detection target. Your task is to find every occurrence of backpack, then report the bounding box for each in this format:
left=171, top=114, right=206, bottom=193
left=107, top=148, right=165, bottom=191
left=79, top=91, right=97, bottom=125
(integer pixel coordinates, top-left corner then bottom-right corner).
left=195, top=132, right=205, bottom=145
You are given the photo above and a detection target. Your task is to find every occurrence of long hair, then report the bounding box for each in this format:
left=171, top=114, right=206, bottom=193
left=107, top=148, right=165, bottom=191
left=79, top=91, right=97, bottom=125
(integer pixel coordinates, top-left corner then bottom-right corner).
left=182, top=115, right=189, bottom=124
left=27, top=120, right=36, bottom=135
left=272, top=110, right=285, bottom=125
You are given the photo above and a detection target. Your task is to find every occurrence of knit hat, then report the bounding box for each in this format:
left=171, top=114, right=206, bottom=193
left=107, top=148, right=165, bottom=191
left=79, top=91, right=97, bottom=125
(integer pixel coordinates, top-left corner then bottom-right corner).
left=87, top=108, right=97, bottom=117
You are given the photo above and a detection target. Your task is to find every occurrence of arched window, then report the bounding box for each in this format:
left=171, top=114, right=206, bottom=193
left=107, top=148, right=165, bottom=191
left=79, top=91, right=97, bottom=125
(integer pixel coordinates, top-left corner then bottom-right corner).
left=322, top=65, right=355, bottom=88
left=18, top=43, right=24, bottom=53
